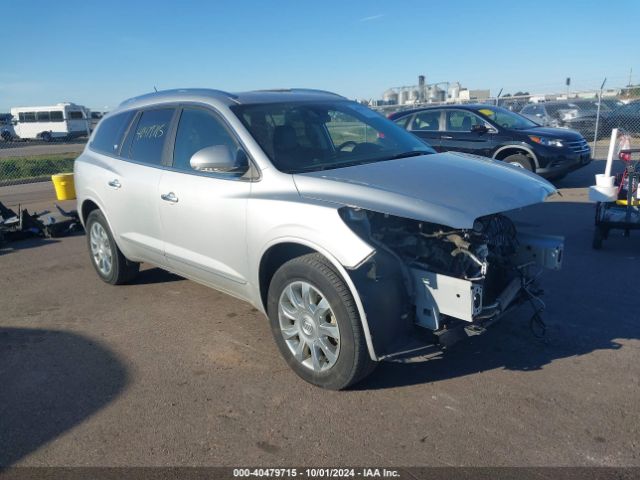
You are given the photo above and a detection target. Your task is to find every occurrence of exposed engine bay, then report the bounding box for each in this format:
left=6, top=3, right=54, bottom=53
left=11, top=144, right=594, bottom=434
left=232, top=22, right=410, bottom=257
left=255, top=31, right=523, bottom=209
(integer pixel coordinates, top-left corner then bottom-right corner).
left=340, top=207, right=564, bottom=343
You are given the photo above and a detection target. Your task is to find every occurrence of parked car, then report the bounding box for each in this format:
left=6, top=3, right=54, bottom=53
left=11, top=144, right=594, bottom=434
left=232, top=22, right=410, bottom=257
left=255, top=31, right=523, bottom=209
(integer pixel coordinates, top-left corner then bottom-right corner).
left=519, top=100, right=619, bottom=138
left=599, top=100, right=640, bottom=136
left=388, top=104, right=590, bottom=179
left=0, top=113, right=15, bottom=141
left=89, top=111, right=106, bottom=132
left=75, top=89, right=564, bottom=389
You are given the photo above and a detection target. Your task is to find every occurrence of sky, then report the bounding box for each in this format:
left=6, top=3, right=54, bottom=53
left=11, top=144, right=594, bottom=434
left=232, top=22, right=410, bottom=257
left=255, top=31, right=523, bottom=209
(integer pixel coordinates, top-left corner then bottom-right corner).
left=1, top=0, right=639, bottom=111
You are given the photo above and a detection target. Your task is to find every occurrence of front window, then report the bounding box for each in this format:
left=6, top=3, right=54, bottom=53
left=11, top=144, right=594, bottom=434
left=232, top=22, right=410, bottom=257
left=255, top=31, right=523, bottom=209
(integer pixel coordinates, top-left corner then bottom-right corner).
left=445, top=110, right=486, bottom=131
left=232, top=101, right=434, bottom=173
left=476, top=106, right=538, bottom=130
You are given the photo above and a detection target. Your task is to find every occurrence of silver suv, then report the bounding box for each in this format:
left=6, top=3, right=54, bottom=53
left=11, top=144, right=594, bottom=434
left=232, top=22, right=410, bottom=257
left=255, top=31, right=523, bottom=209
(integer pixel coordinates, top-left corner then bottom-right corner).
left=75, top=88, right=564, bottom=389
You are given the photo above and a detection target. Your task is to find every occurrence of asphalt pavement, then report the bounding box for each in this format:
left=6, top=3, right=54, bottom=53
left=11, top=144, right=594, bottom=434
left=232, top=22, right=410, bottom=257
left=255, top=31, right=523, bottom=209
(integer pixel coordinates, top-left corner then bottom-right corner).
left=0, top=159, right=638, bottom=467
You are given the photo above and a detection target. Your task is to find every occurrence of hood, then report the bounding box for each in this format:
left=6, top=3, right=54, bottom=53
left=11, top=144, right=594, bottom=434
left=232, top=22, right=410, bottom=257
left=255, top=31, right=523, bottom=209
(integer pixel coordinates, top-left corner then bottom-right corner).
left=293, top=152, right=556, bottom=229
left=519, top=125, right=585, bottom=140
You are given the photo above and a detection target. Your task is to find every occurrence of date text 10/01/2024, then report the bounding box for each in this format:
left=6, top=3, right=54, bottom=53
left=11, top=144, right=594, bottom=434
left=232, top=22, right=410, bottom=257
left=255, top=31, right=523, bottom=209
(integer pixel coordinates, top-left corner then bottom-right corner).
left=232, top=468, right=401, bottom=478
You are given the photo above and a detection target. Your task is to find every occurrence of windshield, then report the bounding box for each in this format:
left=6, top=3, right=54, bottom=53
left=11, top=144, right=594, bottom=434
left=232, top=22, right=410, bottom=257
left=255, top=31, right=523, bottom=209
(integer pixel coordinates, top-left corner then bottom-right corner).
left=232, top=101, right=435, bottom=173
left=476, top=106, right=538, bottom=130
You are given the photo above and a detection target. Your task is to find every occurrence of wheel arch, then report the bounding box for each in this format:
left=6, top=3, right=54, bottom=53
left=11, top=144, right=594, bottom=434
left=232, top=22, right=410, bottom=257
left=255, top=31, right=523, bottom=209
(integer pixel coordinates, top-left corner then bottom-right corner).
left=493, top=144, right=540, bottom=169
left=80, top=198, right=101, bottom=226
left=257, top=239, right=378, bottom=361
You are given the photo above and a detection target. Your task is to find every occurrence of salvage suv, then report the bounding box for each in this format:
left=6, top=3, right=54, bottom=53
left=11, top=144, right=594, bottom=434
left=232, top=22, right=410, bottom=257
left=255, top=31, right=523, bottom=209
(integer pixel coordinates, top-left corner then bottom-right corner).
left=75, top=89, right=564, bottom=390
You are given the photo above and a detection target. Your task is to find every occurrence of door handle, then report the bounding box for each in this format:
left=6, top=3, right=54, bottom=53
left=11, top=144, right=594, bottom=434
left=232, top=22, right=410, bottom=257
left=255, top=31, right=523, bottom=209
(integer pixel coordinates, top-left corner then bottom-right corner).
left=441, top=135, right=453, bottom=139
left=107, top=179, right=121, bottom=189
left=160, top=192, right=179, bottom=203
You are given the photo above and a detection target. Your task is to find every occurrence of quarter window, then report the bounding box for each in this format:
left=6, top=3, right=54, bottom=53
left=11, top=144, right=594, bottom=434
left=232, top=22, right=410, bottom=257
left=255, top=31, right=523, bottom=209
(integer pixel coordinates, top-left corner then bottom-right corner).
left=173, top=108, right=243, bottom=174
left=91, top=110, right=135, bottom=155
left=126, top=109, right=174, bottom=165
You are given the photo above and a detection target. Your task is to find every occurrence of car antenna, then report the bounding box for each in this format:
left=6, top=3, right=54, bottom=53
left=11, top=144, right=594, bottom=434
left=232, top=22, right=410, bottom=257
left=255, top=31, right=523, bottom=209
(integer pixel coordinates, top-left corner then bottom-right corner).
left=153, top=86, right=158, bottom=92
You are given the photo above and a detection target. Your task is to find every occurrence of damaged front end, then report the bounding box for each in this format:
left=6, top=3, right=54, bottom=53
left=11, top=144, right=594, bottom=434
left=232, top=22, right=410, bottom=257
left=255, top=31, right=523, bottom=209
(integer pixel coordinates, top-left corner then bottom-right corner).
left=339, top=207, right=564, bottom=360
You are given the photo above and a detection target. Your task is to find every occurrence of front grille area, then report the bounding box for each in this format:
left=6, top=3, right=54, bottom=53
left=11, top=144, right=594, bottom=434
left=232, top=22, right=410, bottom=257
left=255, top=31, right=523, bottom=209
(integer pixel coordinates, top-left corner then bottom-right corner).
left=566, top=139, right=590, bottom=153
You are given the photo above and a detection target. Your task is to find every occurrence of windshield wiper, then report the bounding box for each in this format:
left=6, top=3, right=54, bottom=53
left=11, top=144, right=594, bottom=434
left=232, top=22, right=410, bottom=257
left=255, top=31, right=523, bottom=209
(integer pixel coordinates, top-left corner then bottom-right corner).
left=388, top=150, right=431, bottom=160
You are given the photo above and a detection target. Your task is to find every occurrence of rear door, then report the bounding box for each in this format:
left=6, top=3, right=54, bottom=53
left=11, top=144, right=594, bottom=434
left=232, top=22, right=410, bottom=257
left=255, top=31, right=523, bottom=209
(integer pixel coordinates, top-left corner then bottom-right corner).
left=66, top=108, right=89, bottom=136
left=406, top=110, right=443, bottom=151
left=103, top=107, right=177, bottom=266
left=440, top=109, right=495, bottom=157
left=158, top=105, right=251, bottom=299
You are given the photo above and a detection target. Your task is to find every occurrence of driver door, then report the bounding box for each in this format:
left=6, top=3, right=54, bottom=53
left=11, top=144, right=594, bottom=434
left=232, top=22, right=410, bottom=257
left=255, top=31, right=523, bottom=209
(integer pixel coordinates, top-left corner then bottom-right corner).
left=158, top=106, right=251, bottom=299
left=440, top=110, right=495, bottom=157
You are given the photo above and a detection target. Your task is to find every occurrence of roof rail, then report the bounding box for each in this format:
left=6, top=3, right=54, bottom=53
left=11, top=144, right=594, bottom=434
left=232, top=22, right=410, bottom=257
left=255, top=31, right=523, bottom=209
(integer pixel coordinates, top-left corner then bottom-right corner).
left=119, top=88, right=238, bottom=107
left=291, top=88, right=344, bottom=98
left=252, top=88, right=344, bottom=98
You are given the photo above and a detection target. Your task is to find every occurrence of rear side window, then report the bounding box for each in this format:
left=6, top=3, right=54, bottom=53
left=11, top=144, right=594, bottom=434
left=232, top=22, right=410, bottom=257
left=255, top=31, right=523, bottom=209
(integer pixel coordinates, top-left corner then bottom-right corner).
left=126, top=108, right=174, bottom=165
left=91, top=111, right=135, bottom=155
left=36, top=111, right=50, bottom=122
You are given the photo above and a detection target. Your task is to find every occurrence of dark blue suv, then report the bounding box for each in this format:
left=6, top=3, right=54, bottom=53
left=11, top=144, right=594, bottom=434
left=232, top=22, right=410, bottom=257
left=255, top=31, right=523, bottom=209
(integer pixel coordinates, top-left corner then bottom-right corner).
left=388, top=104, right=591, bottom=179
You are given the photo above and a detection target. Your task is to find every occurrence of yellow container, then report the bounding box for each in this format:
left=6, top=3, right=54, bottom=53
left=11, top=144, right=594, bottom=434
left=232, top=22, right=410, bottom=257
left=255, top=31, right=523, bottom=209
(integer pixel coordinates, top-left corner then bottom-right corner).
left=51, top=173, right=76, bottom=201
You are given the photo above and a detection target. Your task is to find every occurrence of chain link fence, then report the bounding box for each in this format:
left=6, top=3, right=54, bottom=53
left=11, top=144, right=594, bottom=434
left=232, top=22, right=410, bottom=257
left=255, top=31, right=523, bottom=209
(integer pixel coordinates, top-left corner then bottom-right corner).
left=0, top=108, right=92, bottom=187
left=372, top=88, right=640, bottom=160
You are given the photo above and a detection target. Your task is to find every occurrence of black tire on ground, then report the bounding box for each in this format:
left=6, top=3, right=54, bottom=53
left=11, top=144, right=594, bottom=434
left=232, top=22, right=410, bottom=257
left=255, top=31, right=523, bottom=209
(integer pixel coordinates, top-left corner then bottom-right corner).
left=267, top=253, right=376, bottom=390
left=503, top=153, right=533, bottom=171
left=41, top=132, right=52, bottom=142
left=592, top=226, right=604, bottom=250
left=85, top=209, right=140, bottom=285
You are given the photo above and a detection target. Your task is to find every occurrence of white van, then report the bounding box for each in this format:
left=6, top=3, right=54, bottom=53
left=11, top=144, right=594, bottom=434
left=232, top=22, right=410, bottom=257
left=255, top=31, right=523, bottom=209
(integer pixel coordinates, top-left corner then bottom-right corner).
left=9, top=103, right=90, bottom=141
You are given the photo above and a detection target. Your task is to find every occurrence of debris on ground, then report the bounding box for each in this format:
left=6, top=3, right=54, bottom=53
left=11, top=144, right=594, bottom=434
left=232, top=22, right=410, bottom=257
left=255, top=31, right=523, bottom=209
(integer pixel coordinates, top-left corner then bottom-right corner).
left=0, top=201, right=83, bottom=246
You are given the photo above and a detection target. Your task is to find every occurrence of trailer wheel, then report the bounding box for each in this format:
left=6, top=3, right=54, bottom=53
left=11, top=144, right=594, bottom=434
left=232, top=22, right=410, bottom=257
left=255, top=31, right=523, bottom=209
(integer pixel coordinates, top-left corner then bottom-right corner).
left=592, top=227, right=604, bottom=250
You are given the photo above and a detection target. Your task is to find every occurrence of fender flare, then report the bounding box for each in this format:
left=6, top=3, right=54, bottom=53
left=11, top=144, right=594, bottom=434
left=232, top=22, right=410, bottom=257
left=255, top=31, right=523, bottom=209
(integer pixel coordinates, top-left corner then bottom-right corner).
left=493, top=144, right=540, bottom=169
left=78, top=193, right=128, bottom=252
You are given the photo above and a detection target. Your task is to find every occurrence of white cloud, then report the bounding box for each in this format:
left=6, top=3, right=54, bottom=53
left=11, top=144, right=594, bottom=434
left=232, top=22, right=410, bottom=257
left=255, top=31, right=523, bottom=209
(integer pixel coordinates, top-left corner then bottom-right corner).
left=358, top=14, right=384, bottom=22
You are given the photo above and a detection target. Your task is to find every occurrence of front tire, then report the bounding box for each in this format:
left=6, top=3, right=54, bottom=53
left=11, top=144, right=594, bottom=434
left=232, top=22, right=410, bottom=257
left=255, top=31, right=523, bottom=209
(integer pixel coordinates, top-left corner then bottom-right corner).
left=267, top=253, right=375, bottom=390
left=503, top=153, right=533, bottom=171
left=86, top=210, right=140, bottom=285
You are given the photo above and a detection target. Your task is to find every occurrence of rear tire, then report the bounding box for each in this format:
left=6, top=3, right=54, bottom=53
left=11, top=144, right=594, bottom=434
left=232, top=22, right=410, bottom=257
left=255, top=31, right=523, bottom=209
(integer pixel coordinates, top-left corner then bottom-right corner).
left=267, top=253, right=376, bottom=390
left=40, top=132, right=52, bottom=142
left=503, top=153, right=533, bottom=171
left=86, top=210, right=140, bottom=285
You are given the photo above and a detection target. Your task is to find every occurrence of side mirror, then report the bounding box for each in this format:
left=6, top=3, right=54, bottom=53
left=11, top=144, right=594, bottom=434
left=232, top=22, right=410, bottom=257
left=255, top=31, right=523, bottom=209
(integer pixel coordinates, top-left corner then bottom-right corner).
left=471, top=124, right=488, bottom=134
left=189, top=145, right=248, bottom=173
